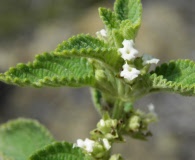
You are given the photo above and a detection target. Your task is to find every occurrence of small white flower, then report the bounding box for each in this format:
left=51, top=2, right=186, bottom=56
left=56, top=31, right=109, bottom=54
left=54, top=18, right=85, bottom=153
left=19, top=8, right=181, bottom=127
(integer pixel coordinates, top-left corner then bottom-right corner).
left=102, top=138, right=111, bottom=150
left=142, top=54, right=159, bottom=65
left=76, top=139, right=85, bottom=148
left=120, top=63, right=140, bottom=81
left=75, top=138, right=95, bottom=153
left=85, top=138, right=95, bottom=152
left=118, top=39, right=139, bottom=61
left=96, top=29, right=107, bottom=37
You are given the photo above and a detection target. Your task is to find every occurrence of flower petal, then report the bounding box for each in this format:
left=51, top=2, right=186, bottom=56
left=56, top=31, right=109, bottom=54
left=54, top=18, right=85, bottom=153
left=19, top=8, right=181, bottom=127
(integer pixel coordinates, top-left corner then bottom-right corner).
left=142, top=54, right=159, bottom=65
left=120, top=65, right=140, bottom=81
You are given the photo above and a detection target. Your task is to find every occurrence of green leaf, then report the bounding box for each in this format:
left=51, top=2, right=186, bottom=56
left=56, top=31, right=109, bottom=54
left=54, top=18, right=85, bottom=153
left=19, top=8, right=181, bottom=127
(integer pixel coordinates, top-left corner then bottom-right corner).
left=114, top=0, right=142, bottom=25
left=56, top=34, right=106, bottom=51
left=91, top=89, right=103, bottom=115
left=29, top=142, right=91, bottom=160
left=98, top=8, right=122, bottom=47
left=119, top=20, right=140, bottom=40
left=55, top=34, right=123, bottom=71
left=0, top=53, right=95, bottom=87
left=0, top=118, right=54, bottom=160
left=112, top=0, right=142, bottom=45
left=98, top=8, right=119, bottom=29
left=150, top=59, right=195, bottom=96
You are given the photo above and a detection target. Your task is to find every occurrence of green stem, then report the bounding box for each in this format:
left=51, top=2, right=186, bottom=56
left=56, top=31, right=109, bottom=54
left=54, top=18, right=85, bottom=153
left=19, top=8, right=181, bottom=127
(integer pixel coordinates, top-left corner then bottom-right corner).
left=111, top=99, right=125, bottom=119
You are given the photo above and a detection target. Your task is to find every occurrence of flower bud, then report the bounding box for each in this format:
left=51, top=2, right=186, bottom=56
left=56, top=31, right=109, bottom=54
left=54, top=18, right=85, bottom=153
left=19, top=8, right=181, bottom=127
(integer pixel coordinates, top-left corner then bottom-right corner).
left=128, top=115, right=141, bottom=132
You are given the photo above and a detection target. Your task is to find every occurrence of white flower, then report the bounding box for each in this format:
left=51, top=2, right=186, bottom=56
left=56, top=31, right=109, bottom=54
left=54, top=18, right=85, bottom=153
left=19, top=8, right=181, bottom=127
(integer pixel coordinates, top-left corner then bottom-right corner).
left=76, top=139, right=85, bottom=148
left=75, top=138, right=95, bottom=153
left=102, top=138, right=111, bottom=150
left=96, top=29, right=107, bottom=37
left=120, top=63, right=140, bottom=81
left=142, top=54, right=159, bottom=65
left=118, top=39, right=139, bottom=61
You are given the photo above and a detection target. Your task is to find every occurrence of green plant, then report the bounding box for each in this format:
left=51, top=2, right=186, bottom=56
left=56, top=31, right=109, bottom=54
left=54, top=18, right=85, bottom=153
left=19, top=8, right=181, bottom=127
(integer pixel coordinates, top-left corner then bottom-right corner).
left=0, top=0, right=195, bottom=159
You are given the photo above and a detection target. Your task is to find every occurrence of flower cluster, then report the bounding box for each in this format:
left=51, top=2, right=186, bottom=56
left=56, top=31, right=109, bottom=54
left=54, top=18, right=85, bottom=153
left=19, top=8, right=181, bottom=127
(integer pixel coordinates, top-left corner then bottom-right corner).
left=126, top=106, right=157, bottom=135
left=74, top=137, right=111, bottom=158
left=118, top=39, right=159, bottom=81
left=96, top=28, right=159, bottom=82
left=95, top=118, right=118, bottom=140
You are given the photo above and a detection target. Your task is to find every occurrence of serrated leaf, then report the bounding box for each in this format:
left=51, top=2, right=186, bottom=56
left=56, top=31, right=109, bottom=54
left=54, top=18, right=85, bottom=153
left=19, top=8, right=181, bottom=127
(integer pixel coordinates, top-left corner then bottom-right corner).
left=111, top=29, right=124, bottom=48
left=98, top=8, right=121, bottom=47
left=55, top=34, right=123, bottom=71
left=56, top=34, right=106, bottom=51
left=0, top=118, right=54, bottom=160
left=119, top=20, right=139, bottom=40
left=0, top=53, right=95, bottom=87
left=99, top=8, right=119, bottom=29
left=114, top=0, right=142, bottom=25
left=150, top=59, right=195, bottom=96
left=29, top=142, right=91, bottom=160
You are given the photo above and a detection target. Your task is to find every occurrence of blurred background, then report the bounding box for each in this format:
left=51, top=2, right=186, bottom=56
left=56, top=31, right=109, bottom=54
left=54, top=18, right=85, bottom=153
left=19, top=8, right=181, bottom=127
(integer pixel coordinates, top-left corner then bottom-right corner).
left=0, top=0, right=195, bottom=159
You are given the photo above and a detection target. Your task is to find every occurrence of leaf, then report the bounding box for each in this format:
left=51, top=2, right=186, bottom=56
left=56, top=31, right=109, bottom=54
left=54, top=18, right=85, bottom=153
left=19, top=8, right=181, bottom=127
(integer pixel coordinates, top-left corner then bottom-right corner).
left=119, top=20, right=140, bottom=40
left=150, top=59, right=195, bottom=96
left=56, top=34, right=106, bottom=51
left=114, top=0, right=142, bottom=25
left=29, top=142, right=91, bottom=160
left=0, top=53, right=95, bottom=87
left=98, top=8, right=122, bottom=48
left=98, top=8, right=119, bottom=29
left=91, top=89, right=103, bottom=115
left=55, top=34, right=123, bottom=71
left=0, top=118, right=54, bottom=160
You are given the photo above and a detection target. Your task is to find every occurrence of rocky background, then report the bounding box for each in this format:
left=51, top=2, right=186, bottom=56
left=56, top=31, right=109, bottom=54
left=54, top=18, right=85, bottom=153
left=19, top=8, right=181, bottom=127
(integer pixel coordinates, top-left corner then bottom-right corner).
left=0, top=0, right=195, bottom=160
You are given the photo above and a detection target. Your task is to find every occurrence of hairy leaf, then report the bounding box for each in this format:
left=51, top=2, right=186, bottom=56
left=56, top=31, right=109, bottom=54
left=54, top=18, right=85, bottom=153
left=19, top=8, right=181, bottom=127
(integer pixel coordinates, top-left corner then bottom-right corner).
left=29, top=142, right=91, bottom=160
left=119, top=20, right=140, bottom=40
left=98, top=8, right=122, bottom=48
left=0, top=118, right=54, bottom=160
left=114, top=0, right=142, bottom=25
left=56, top=34, right=106, bottom=51
left=55, top=34, right=123, bottom=71
left=99, top=8, right=119, bottom=29
left=0, top=53, right=95, bottom=87
left=150, top=59, right=195, bottom=96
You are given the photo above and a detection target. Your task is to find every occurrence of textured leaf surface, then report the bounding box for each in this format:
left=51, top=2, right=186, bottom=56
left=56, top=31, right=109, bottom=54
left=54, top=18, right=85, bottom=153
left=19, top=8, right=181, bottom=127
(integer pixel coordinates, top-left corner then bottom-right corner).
left=150, top=59, right=195, bottom=96
left=29, top=142, right=91, bottom=160
left=119, top=20, right=139, bottom=40
left=55, top=34, right=122, bottom=71
left=0, top=118, right=54, bottom=160
left=0, top=53, right=95, bottom=87
left=114, top=0, right=142, bottom=25
left=99, top=8, right=119, bottom=29
left=56, top=34, right=106, bottom=51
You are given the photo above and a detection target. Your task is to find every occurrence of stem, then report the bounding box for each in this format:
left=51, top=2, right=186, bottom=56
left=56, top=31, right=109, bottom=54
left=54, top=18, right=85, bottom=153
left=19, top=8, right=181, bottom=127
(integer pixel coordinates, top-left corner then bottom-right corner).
left=111, top=99, right=125, bottom=119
